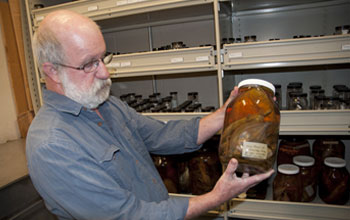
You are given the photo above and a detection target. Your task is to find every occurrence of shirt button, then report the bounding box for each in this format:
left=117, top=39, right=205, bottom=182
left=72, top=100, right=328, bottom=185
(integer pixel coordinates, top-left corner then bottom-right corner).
left=152, top=178, right=157, bottom=184
left=97, top=122, right=103, bottom=126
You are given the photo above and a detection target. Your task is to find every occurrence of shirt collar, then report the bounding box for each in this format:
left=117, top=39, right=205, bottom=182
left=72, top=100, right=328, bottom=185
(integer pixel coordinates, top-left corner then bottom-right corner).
left=42, top=89, right=83, bottom=116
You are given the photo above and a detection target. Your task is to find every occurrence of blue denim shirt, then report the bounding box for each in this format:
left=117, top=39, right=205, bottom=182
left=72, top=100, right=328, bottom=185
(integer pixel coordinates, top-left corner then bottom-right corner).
left=26, top=89, right=201, bottom=219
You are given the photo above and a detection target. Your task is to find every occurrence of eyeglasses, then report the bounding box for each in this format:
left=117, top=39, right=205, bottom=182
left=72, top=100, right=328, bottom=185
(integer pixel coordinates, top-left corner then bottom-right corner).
left=54, top=53, right=114, bottom=73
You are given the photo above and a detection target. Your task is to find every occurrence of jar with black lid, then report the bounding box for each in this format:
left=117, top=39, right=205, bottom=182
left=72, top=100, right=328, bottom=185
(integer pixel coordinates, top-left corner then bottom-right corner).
left=277, top=137, right=311, bottom=165
left=274, top=84, right=282, bottom=110
left=219, top=79, right=280, bottom=174
left=286, top=83, right=303, bottom=109
left=273, top=164, right=302, bottom=202
left=319, top=157, right=349, bottom=205
left=293, top=155, right=317, bottom=202
left=289, top=92, right=308, bottom=110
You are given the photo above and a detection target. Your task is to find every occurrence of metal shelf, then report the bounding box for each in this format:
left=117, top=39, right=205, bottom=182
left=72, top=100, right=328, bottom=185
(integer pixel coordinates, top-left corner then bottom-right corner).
left=143, top=110, right=350, bottom=135
left=223, top=35, right=350, bottom=70
left=31, top=0, right=213, bottom=28
left=170, top=193, right=350, bottom=220
left=107, top=46, right=216, bottom=78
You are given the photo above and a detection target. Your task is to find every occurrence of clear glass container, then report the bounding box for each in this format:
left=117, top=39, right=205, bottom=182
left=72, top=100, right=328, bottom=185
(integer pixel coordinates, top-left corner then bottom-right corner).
left=310, top=89, right=325, bottom=109
left=332, top=85, right=348, bottom=97
left=286, top=83, right=303, bottom=109
left=170, top=92, right=178, bottom=109
left=274, top=84, right=282, bottom=110
left=324, top=97, right=340, bottom=109
left=188, top=92, right=199, bottom=104
left=219, top=79, right=280, bottom=174
left=288, top=92, right=308, bottom=110
left=319, top=157, right=349, bottom=205
left=293, top=155, right=317, bottom=202
left=273, top=164, right=302, bottom=202
left=309, top=85, right=322, bottom=109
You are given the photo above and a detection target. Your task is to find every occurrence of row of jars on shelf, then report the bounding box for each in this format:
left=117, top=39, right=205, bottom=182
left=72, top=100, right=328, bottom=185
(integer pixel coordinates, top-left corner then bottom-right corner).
left=119, top=92, right=216, bottom=113
left=275, top=83, right=350, bottom=110
left=152, top=135, right=349, bottom=205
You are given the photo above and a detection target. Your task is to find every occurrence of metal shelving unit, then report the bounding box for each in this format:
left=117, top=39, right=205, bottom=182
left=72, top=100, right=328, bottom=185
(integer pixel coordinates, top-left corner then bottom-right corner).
left=23, top=0, right=350, bottom=219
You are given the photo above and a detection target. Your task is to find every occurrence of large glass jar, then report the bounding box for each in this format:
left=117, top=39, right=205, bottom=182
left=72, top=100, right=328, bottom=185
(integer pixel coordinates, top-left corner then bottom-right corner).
left=151, top=155, right=179, bottom=193
left=273, top=164, right=302, bottom=202
left=293, top=155, right=317, bottom=202
left=188, top=136, right=222, bottom=195
left=277, top=137, right=311, bottom=165
left=319, top=157, right=350, bottom=205
left=312, top=137, right=345, bottom=174
left=219, top=79, right=280, bottom=174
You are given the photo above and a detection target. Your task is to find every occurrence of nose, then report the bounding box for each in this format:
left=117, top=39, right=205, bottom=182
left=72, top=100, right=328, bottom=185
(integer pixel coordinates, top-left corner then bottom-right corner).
left=95, top=61, right=110, bottom=80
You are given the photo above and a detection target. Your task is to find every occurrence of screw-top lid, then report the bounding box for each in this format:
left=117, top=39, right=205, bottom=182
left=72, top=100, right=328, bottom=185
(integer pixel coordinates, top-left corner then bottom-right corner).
left=293, top=155, right=315, bottom=167
left=278, top=164, right=300, bottom=175
left=238, top=79, right=275, bottom=94
left=324, top=157, right=346, bottom=168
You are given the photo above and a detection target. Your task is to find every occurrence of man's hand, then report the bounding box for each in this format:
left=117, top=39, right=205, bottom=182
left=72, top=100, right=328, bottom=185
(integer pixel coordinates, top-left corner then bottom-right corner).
left=185, top=158, right=274, bottom=219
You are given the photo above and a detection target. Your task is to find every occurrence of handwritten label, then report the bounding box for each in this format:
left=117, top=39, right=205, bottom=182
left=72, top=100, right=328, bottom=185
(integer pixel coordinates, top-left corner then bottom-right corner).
left=170, top=57, right=184, bottom=63
left=242, top=141, right=268, bottom=160
left=87, top=5, right=98, bottom=12
left=228, top=52, right=243, bottom=58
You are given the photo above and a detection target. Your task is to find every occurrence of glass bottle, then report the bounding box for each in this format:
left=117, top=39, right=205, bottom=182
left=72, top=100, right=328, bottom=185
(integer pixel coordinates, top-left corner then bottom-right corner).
left=319, top=157, right=350, bottom=205
left=277, top=137, right=311, bottom=165
left=293, top=155, right=317, bottom=202
left=170, top=92, right=178, bottom=109
left=289, top=92, right=308, bottom=110
left=273, top=164, right=302, bottom=202
left=286, top=83, right=303, bottom=109
left=219, top=79, right=280, bottom=174
left=188, top=136, right=222, bottom=195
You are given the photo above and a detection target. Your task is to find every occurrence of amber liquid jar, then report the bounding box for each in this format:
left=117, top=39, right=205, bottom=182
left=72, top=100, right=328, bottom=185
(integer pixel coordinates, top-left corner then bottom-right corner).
left=312, top=137, right=345, bottom=175
left=189, top=136, right=222, bottom=195
left=293, top=155, right=317, bottom=202
left=277, top=137, right=311, bottom=165
left=273, top=164, right=302, bottom=202
left=319, top=157, right=350, bottom=205
left=151, top=155, right=179, bottom=193
left=219, top=79, right=280, bottom=174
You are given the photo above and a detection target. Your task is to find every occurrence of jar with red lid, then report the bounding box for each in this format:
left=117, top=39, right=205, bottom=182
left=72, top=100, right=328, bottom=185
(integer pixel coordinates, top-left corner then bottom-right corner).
left=273, top=164, right=302, bottom=202
left=277, top=137, right=311, bottom=165
left=219, top=79, right=280, bottom=174
left=312, top=137, right=345, bottom=173
left=151, top=155, right=179, bottom=193
left=319, top=157, right=349, bottom=205
left=189, top=136, right=222, bottom=195
left=293, top=155, right=317, bottom=202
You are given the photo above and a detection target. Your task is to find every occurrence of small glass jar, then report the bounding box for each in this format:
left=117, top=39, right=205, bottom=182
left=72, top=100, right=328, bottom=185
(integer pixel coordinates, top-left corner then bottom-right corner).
left=273, top=164, right=302, bottom=202
left=312, top=137, right=345, bottom=174
left=289, top=92, right=308, bottom=110
left=332, top=85, right=348, bottom=97
left=310, top=89, right=325, bottom=109
left=277, top=137, right=311, bottom=165
left=293, top=155, right=317, bottom=202
left=309, top=85, right=322, bottom=109
left=188, top=92, right=199, bottom=104
left=324, top=96, right=340, bottom=109
left=219, top=79, right=280, bottom=174
left=170, top=92, right=178, bottom=109
left=274, top=84, right=282, bottom=110
left=286, top=83, right=303, bottom=109
left=319, top=157, right=350, bottom=205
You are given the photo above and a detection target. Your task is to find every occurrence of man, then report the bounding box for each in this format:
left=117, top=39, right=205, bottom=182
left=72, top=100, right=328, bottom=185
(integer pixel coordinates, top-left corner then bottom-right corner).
left=26, top=10, right=273, bottom=220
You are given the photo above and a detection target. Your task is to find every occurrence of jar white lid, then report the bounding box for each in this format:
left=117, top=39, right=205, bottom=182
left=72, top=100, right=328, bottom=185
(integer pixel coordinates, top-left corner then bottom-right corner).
left=293, top=155, right=315, bottom=167
left=278, top=164, right=300, bottom=175
left=324, top=157, right=346, bottom=168
left=238, top=79, right=275, bottom=94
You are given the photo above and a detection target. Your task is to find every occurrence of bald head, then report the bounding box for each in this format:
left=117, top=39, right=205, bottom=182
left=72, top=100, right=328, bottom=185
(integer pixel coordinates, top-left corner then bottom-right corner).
left=33, top=10, right=104, bottom=74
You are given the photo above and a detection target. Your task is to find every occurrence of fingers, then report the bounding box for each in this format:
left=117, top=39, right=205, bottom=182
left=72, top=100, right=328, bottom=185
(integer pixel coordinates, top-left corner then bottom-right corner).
left=224, top=158, right=238, bottom=175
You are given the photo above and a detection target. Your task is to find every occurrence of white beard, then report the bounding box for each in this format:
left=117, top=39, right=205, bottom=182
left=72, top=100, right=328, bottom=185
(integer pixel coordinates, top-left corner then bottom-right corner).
left=59, top=70, right=112, bottom=109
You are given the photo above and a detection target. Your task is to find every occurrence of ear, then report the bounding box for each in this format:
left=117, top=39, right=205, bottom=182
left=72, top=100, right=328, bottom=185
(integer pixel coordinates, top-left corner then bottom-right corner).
left=42, top=62, right=61, bottom=83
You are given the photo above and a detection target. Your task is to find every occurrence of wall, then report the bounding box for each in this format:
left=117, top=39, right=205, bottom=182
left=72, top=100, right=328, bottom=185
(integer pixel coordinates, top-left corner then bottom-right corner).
left=0, top=22, right=21, bottom=144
